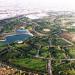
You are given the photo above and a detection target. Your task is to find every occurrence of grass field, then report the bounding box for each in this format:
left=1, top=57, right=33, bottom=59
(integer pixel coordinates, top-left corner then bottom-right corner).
left=10, top=58, right=47, bottom=72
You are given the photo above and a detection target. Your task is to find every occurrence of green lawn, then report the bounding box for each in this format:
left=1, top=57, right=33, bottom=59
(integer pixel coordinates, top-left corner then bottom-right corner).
left=0, top=41, right=6, bottom=48
left=11, top=58, right=47, bottom=72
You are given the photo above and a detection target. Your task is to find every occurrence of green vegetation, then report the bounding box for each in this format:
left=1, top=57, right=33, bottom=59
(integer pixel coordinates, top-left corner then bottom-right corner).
left=11, top=58, right=47, bottom=72
left=67, top=28, right=75, bottom=32
left=52, top=60, right=75, bottom=75
left=1, top=14, right=75, bottom=75
left=1, top=17, right=30, bottom=33
left=69, top=47, right=75, bottom=58
left=0, top=41, right=5, bottom=46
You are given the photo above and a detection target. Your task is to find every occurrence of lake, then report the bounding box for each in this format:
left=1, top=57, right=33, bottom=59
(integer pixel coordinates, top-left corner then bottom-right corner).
left=0, top=29, right=33, bottom=44
left=5, top=34, right=31, bottom=44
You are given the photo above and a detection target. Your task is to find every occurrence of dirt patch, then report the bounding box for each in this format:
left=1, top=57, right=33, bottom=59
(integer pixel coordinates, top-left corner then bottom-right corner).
left=43, top=29, right=50, bottom=32
left=0, top=66, right=17, bottom=75
left=60, top=32, right=75, bottom=42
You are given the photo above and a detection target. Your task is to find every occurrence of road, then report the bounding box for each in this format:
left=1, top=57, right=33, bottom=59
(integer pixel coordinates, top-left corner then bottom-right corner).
left=47, top=59, right=53, bottom=75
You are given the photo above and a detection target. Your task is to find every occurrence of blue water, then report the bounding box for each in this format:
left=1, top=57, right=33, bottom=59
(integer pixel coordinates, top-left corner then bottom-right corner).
left=5, top=34, right=31, bottom=44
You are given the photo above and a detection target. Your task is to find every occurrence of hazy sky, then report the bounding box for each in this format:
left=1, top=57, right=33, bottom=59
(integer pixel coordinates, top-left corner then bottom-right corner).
left=0, top=0, right=75, bottom=11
